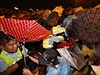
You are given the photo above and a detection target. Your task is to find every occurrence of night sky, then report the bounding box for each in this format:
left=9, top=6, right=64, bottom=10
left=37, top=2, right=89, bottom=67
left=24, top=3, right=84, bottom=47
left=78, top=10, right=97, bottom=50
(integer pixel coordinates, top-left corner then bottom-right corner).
left=0, top=0, right=100, bottom=10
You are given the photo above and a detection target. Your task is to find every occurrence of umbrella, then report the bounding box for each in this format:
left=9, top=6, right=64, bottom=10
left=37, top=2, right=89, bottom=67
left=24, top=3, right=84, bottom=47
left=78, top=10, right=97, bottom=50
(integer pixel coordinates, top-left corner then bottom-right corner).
left=0, top=18, right=51, bottom=68
left=72, top=8, right=100, bottom=43
left=0, top=18, right=51, bottom=42
left=57, top=47, right=86, bottom=70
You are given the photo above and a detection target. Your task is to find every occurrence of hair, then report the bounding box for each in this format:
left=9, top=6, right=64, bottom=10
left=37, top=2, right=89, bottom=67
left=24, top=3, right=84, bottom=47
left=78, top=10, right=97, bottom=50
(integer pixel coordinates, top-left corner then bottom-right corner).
left=0, top=31, right=14, bottom=46
left=61, top=7, right=74, bottom=20
left=46, top=12, right=60, bottom=26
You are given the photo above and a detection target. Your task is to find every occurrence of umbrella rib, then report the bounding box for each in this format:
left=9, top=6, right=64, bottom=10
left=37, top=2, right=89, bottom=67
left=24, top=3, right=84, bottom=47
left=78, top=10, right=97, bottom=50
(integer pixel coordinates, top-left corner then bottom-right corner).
left=91, top=9, right=97, bottom=27
left=84, top=10, right=91, bottom=27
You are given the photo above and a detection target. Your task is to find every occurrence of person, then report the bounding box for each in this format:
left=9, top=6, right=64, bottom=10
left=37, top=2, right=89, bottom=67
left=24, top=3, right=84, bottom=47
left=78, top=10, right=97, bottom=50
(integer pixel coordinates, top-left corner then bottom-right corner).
left=46, top=12, right=60, bottom=26
left=0, top=31, right=38, bottom=75
left=90, top=42, right=100, bottom=65
left=62, top=7, right=77, bottom=28
left=38, top=49, right=72, bottom=75
left=42, top=33, right=68, bottom=50
left=42, top=25, right=67, bottom=50
left=21, top=49, right=72, bottom=75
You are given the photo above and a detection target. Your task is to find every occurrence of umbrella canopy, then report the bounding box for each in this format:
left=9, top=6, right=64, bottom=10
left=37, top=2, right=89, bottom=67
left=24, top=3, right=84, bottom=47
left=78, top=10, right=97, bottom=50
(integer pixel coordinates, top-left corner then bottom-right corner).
left=57, top=47, right=85, bottom=70
left=72, top=8, right=100, bottom=43
left=0, top=18, right=51, bottom=42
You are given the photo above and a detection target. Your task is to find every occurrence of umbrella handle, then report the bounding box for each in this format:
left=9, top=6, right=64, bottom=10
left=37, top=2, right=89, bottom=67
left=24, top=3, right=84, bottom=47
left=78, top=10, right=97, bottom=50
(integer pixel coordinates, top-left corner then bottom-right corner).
left=22, top=42, right=27, bottom=68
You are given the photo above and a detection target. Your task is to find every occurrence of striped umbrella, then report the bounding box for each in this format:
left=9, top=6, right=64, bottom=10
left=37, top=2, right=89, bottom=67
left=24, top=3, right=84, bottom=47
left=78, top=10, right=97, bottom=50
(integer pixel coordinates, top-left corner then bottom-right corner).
left=0, top=18, right=51, bottom=42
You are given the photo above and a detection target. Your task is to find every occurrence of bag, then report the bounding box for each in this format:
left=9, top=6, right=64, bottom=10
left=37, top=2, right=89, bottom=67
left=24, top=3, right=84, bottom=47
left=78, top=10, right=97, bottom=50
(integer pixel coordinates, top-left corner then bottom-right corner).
left=46, top=57, right=72, bottom=75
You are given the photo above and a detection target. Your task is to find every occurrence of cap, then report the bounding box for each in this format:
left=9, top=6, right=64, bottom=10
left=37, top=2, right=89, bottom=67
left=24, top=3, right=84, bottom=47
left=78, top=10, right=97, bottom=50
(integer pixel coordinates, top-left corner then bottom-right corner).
left=38, top=49, right=58, bottom=65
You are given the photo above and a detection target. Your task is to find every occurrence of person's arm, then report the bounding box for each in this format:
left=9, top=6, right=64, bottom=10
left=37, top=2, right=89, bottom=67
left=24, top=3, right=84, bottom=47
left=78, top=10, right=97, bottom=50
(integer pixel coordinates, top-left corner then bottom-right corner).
left=60, top=40, right=67, bottom=43
left=0, top=64, right=18, bottom=75
left=29, top=55, right=39, bottom=64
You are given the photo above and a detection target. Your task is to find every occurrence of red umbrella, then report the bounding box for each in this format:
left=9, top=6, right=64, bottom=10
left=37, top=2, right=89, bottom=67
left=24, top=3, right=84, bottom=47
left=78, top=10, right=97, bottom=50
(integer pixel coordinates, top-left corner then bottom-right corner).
left=0, top=18, right=51, bottom=42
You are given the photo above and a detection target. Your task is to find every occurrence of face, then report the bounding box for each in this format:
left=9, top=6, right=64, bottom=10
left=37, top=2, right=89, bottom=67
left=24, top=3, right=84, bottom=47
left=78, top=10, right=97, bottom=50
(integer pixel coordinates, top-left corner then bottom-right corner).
left=47, top=18, right=58, bottom=26
left=68, top=9, right=74, bottom=15
left=2, top=39, right=19, bottom=53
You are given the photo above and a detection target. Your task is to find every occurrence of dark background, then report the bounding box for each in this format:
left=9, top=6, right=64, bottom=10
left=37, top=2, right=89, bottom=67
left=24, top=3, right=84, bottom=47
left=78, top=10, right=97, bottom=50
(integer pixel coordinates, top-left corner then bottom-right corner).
left=0, top=0, right=100, bottom=10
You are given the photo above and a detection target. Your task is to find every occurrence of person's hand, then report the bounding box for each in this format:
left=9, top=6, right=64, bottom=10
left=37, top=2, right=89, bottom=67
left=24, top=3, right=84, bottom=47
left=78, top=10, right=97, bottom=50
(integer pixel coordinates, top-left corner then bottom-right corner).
left=23, top=68, right=33, bottom=75
left=16, top=56, right=38, bottom=70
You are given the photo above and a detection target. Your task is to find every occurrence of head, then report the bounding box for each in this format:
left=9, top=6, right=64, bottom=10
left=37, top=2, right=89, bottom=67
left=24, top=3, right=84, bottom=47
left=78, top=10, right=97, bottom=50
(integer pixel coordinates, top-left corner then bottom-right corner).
left=42, top=9, right=51, bottom=20
left=38, top=49, right=58, bottom=66
left=62, top=7, right=74, bottom=19
left=0, top=31, right=19, bottom=53
left=46, top=12, right=60, bottom=26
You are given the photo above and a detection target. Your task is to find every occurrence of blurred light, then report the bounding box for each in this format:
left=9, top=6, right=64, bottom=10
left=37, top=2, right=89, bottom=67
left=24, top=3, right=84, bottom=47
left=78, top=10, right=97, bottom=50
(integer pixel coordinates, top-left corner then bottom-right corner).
left=14, top=7, right=19, bottom=10
left=36, top=9, right=39, bottom=12
left=29, top=8, right=33, bottom=11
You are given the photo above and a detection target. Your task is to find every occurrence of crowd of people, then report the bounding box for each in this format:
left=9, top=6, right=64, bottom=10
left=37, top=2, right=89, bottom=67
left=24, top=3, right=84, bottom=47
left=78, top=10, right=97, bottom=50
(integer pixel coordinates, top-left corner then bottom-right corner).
left=0, top=5, right=100, bottom=75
